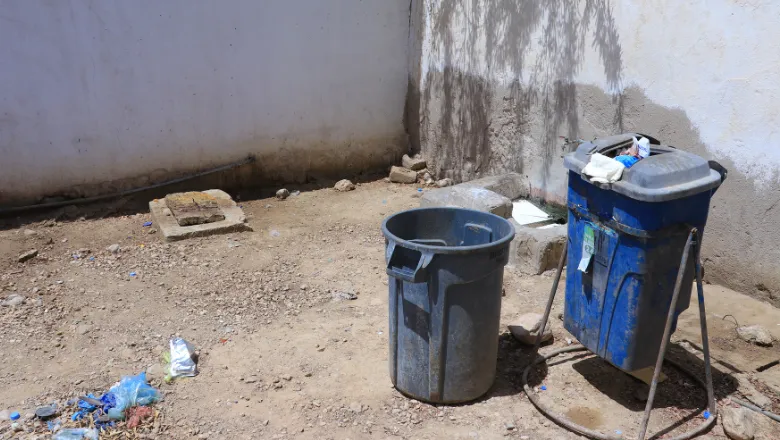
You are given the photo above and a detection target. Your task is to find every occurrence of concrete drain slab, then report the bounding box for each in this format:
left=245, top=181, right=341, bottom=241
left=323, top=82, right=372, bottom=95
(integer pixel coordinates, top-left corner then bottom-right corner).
left=150, top=189, right=251, bottom=241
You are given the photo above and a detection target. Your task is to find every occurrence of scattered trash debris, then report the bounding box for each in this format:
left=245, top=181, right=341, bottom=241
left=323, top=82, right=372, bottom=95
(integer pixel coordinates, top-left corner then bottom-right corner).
left=72, top=248, right=91, bottom=259
left=417, top=188, right=423, bottom=192
left=276, top=189, right=290, bottom=200
left=53, top=428, right=99, bottom=440
left=737, top=325, right=774, bottom=346
left=129, top=271, right=137, bottom=277
left=10, top=412, right=22, bottom=432
left=332, top=291, right=358, bottom=301
left=18, top=249, right=38, bottom=263
left=270, top=229, right=281, bottom=237
left=540, top=385, right=547, bottom=391
left=334, top=179, right=356, bottom=192
left=72, top=392, right=117, bottom=426
left=168, top=337, right=198, bottom=379
left=125, top=406, right=154, bottom=429
left=143, top=221, right=153, bottom=227
left=290, top=190, right=301, bottom=197
left=107, top=372, right=162, bottom=420
left=35, top=405, right=58, bottom=420
left=47, top=418, right=62, bottom=432
left=703, top=410, right=711, bottom=419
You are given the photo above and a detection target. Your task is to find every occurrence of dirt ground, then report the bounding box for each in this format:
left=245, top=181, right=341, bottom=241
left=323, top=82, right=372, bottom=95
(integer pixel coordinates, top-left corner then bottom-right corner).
left=1, top=180, right=779, bottom=439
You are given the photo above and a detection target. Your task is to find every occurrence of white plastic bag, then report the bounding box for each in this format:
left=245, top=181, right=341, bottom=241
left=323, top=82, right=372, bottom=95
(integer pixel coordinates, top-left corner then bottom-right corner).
left=582, top=153, right=626, bottom=183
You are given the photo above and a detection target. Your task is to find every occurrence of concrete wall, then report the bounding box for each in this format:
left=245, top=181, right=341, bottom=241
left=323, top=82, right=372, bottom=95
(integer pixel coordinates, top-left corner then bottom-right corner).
left=412, top=0, right=780, bottom=304
left=0, top=0, right=411, bottom=206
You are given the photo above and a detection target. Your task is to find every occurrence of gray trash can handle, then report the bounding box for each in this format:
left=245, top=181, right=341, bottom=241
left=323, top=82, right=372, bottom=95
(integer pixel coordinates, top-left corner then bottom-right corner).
left=386, top=241, right=435, bottom=283
left=708, top=160, right=728, bottom=183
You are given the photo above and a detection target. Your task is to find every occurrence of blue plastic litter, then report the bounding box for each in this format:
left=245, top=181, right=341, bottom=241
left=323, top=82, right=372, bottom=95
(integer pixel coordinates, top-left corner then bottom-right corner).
left=615, top=430, right=623, bottom=436
left=129, top=272, right=137, bottom=277
left=10, top=412, right=20, bottom=421
left=540, top=385, right=547, bottom=391
left=106, top=372, right=162, bottom=420
left=143, top=221, right=153, bottom=227
left=52, top=428, right=99, bottom=440
left=703, top=410, right=711, bottom=419
left=72, top=393, right=115, bottom=424
left=614, top=155, right=638, bottom=168
left=417, top=188, right=423, bottom=192
left=47, top=419, right=62, bottom=431
left=88, top=256, right=95, bottom=261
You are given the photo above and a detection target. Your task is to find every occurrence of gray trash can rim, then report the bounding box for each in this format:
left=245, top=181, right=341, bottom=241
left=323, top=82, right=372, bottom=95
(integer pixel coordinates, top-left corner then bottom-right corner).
left=381, top=207, right=516, bottom=255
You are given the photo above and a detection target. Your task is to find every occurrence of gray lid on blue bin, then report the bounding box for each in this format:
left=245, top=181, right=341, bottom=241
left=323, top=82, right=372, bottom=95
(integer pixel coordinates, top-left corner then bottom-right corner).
left=563, top=133, right=725, bottom=202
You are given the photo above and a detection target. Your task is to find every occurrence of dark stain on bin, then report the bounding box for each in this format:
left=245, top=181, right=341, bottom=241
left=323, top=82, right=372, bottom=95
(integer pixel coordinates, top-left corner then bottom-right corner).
left=383, top=207, right=515, bottom=403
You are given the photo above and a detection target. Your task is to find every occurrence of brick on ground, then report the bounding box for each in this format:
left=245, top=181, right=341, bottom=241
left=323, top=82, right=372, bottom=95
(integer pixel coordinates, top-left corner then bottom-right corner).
left=508, top=220, right=567, bottom=275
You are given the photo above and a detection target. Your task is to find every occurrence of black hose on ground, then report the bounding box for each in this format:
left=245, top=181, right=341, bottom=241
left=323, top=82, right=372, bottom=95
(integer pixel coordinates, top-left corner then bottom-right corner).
left=522, top=345, right=718, bottom=440
left=0, top=155, right=256, bottom=215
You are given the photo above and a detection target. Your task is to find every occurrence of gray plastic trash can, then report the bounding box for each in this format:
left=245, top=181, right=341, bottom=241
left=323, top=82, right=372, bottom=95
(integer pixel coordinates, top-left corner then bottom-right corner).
left=382, top=207, right=515, bottom=403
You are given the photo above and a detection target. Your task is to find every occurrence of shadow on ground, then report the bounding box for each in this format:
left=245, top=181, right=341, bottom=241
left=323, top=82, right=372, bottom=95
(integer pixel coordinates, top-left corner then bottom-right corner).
left=0, top=170, right=388, bottom=231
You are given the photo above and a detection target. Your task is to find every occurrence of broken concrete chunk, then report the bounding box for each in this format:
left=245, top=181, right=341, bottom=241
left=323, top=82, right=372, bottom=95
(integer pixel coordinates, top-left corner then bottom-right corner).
left=1, top=294, right=26, bottom=307
left=402, top=154, right=427, bottom=171
left=18, top=249, right=38, bottom=263
left=509, top=222, right=567, bottom=275
left=436, top=178, right=453, bottom=188
left=420, top=186, right=512, bottom=218
left=737, top=325, right=774, bottom=346
left=165, top=192, right=226, bottom=226
left=459, top=173, right=525, bottom=200
left=106, top=244, right=121, bottom=254
left=721, top=406, right=755, bottom=440
left=334, top=179, right=355, bottom=192
left=389, top=166, right=417, bottom=184
left=150, top=190, right=251, bottom=241
left=508, top=313, right=552, bottom=345
left=276, top=189, right=290, bottom=200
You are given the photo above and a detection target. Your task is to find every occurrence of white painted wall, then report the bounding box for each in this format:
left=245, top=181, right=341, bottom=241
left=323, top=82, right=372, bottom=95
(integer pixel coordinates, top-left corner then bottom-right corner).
left=420, top=0, right=780, bottom=186
left=0, top=0, right=410, bottom=204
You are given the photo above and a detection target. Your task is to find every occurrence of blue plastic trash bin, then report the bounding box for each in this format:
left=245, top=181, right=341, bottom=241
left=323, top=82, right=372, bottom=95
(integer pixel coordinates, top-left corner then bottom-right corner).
left=562, top=134, right=726, bottom=372
left=382, top=207, right=515, bottom=403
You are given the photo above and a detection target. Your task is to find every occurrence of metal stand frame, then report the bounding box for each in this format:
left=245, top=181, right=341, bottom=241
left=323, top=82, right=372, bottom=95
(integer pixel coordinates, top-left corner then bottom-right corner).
left=522, top=228, right=717, bottom=440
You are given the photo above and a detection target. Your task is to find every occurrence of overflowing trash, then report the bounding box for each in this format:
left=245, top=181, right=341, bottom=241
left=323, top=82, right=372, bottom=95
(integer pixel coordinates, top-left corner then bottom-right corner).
left=614, top=136, right=650, bottom=169
left=581, top=136, right=651, bottom=183
left=581, top=153, right=625, bottom=183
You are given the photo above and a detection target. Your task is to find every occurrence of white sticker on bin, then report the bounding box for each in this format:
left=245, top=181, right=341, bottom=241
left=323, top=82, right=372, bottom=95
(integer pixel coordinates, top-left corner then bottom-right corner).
left=579, top=225, right=595, bottom=273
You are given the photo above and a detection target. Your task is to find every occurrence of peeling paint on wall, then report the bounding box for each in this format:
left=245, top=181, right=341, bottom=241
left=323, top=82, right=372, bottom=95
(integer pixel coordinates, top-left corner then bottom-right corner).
left=414, top=0, right=780, bottom=304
